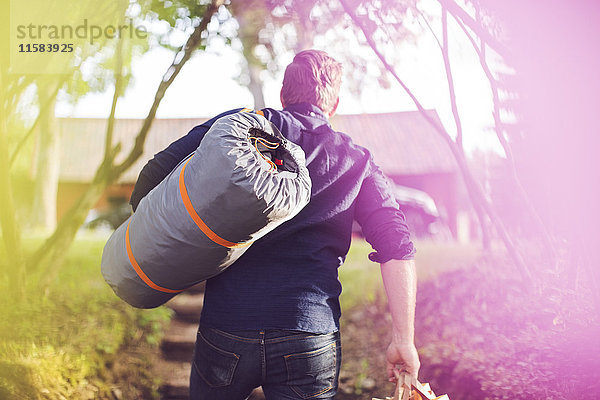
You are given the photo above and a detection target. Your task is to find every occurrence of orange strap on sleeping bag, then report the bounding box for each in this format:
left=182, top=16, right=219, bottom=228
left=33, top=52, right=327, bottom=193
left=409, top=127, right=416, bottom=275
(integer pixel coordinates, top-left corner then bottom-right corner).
left=178, top=156, right=250, bottom=249
left=125, top=221, right=184, bottom=294
left=123, top=108, right=263, bottom=294
left=125, top=155, right=251, bottom=293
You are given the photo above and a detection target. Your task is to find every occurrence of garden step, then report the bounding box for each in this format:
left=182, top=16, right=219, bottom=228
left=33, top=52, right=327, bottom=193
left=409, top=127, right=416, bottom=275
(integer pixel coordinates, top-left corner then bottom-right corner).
left=154, top=359, right=191, bottom=400
left=160, top=319, right=197, bottom=362
left=166, top=293, right=204, bottom=323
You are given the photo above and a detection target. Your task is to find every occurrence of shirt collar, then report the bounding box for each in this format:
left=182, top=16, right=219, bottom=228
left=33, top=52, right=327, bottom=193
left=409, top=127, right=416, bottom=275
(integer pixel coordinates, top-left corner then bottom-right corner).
left=283, top=102, right=330, bottom=124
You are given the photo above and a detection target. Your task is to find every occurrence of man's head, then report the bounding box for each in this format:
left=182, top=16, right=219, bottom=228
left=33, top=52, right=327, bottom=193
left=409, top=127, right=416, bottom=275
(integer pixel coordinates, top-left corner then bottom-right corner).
left=280, top=49, right=342, bottom=117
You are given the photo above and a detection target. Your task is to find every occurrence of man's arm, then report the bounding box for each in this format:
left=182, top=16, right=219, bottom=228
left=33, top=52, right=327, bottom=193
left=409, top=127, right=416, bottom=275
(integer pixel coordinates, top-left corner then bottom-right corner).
left=129, top=108, right=243, bottom=210
left=380, top=259, right=420, bottom=381
left=130, top=126, right=205, bottom=210
left=353, top=161, right=420, bottom=381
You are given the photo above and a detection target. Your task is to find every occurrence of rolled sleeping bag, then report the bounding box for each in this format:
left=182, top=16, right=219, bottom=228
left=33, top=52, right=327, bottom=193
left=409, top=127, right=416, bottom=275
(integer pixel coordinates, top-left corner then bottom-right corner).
left=101, top=111, right=311, bottom=308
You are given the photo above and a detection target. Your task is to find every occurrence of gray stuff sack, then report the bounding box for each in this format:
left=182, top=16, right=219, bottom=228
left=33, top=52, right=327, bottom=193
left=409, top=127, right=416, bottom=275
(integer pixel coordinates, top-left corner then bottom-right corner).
left=101, top=111, right=311, bottom=308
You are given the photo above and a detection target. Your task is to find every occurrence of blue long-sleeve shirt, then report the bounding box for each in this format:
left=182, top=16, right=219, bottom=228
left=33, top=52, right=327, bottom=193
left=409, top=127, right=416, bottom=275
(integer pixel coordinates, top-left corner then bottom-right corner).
left=130, top=103, right=415, bottom=333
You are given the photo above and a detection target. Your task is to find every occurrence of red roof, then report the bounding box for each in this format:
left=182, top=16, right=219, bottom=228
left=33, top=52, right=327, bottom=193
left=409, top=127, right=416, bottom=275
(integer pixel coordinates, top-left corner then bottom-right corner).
left=330, top=110, right=456, bottom=176
left=58, top=110, right=455, bottom=183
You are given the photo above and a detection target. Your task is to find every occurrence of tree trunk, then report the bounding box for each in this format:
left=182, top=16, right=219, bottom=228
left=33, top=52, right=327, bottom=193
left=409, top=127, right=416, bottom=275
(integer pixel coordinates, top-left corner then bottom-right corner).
left=453, top=12, right=557, bottom=263
left=439, top=6, right=492, bottom=249
left=232, top=3, right=267, bottom=110
left=0, top=72, right=26, bottom=298
left=248, top=63, right=266, bottom=109
left=30, top=84, right=59, bottom=232
left=469, top=188, right=492, bottom=250
left=27, top=0, right=225, bottom=284
left=35, top=171, right=111, bottom=286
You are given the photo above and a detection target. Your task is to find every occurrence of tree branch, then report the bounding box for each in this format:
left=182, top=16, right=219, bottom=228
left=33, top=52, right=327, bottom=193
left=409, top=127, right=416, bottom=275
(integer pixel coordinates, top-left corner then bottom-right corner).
left=441, top=6, right=463, bottom=149
left=101, top=30, right=125, bottom=184
left=0, top=70, right=26, bottom=297
left=436, top=0, right=509, bottom=59
left=5, top=76, right=33, bottom=111
left=113, top=0, right=224, bottom=177
left=339, top=0, right=447, bottom=135
left=454, top=8, right=558, bottom=263
left=27, top=0, right=225, bottom=277
left=9, top=76, right=67, bottom=168
left=340, top=0, right=533, bottom=282
left=416, top=7, right=443, bottom=52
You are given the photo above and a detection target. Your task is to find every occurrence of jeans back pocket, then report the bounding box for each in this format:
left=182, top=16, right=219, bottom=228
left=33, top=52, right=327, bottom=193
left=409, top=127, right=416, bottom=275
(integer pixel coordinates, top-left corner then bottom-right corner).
left=193, top=330, right=240, bottom=387
left=284, top=342, right=337, bottom=399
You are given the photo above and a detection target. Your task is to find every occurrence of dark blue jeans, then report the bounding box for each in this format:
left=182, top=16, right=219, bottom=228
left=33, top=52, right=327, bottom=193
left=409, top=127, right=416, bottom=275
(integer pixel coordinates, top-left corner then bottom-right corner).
left=190, top=324, right=341, bottom=399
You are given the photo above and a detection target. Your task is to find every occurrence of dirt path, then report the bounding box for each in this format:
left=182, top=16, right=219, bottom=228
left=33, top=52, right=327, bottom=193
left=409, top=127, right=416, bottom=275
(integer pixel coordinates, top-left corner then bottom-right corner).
left=153, top=283, right=265, bottom=400
left=153, top=284, right=393, bottom=400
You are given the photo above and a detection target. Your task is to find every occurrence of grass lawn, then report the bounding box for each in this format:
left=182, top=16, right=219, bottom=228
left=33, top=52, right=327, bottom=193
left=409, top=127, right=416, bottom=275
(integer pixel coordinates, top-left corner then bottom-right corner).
left=0, top=232, right=480, bottom=399
left=0, top=233, right=172, bottom=400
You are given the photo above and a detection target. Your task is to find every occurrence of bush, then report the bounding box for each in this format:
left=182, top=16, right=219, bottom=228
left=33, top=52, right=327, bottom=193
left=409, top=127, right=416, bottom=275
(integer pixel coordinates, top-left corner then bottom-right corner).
left=0, top=236, right=172, bottom=399
left=416, top=256, right=600, bottom=399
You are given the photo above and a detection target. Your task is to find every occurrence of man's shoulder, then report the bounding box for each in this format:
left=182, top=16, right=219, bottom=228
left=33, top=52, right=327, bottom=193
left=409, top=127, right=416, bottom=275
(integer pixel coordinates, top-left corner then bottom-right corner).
left=330, top=127, right=374, bottom=158
left=261, top=107, right=306, bottom=135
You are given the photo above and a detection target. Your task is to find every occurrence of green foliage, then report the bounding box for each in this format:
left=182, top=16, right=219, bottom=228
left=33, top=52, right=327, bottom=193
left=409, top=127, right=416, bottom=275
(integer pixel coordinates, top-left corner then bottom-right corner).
left=2, top=0, right=225, bottom=296
left=136, top=0, right=231, bottom=52
left=61, top=3, right=151, bottom=104
left=0, top=236, right=172, bottom=399
left=415, top=254, right=600, bottom=399
left=144, top=0, right=212, bottom=28
left=337, top=241, right=598, bottom=399
left=339, top=239, right=383, bottom=311
left=137, top=306, right=173, bottom=346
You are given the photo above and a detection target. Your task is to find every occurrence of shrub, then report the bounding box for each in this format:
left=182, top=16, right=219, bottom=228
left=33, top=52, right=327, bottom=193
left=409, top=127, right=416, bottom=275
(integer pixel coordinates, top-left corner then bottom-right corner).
left=0, top=236, right=172, bottom=399
left=416, top=256, right=600, bottom=399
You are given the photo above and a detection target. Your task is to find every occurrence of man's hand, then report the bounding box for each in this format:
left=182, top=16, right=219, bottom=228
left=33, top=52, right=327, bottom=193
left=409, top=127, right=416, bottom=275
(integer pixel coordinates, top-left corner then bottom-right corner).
left=386, top=340, right=420, bottom=382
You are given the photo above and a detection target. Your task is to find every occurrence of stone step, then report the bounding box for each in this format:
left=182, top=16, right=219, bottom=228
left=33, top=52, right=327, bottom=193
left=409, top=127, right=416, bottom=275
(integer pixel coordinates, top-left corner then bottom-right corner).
left=160, top=319, right=197, bottom=362
left=154, top=359, right=191, bottom=400
left=159, top=370, right=265, bottom=400
left=161, top=384, right=189, bottom=400
left=153, top=355, right=266, bottom=400
left=166, top=293, right=204, bottom=323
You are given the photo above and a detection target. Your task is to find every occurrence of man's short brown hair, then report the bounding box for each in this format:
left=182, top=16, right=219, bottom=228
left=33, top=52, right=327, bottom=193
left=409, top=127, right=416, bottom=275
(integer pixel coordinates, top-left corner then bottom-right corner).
left=281, top=50, right=342, bottom=116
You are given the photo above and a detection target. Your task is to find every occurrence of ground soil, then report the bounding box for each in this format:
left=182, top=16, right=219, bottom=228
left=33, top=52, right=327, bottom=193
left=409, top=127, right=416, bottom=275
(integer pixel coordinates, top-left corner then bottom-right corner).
left=336, top=301, right=398, bottom=400
left=104, top=299, right=400, bottom=400
left=98, top=339, right=163, bottom=399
